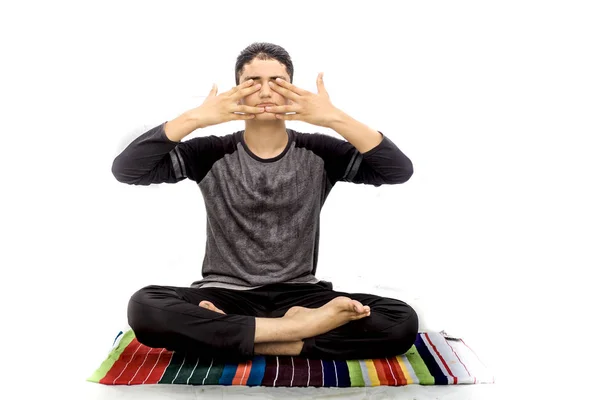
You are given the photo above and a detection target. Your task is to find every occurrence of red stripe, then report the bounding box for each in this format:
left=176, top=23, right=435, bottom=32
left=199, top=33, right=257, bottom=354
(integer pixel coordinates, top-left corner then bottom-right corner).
left=373, top=358, right=394, bottom=386
left=129, top=348, right=166, bottom=385
left=144, top=350, right=173, bottom=384
left=424, top=332, right=457, bottom=384
left=113, top=342, right=154, bottom=384
left=100, top=340, right=142, bottom=384
left=387, top=357, right=408, bottom=386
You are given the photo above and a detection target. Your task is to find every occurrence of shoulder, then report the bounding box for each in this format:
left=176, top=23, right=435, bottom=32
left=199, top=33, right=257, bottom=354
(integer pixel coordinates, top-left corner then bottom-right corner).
left=290, top=128, right=347, bottom=155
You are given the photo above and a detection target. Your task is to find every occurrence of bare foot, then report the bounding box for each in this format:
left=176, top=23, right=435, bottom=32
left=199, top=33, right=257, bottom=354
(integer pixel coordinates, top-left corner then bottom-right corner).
left=285, top=297, right=371, bottom=339
left=199, top=300, right=226, bottom=315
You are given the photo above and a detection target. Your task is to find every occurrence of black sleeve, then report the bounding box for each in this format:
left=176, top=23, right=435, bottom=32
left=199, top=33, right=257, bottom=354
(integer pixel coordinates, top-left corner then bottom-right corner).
left=111, top=122, right=223, bottom=185
left=318, top=131, right=414, bottom=187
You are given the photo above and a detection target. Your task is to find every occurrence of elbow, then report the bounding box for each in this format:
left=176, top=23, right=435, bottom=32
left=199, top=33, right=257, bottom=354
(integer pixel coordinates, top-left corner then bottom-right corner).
left=391, top=161, right=414, bottom=184
left=111, top=157, right=135, bottom=184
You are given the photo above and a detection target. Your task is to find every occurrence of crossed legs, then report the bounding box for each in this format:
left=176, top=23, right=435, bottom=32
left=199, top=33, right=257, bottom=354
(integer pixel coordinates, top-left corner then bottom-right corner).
left=128, top=283, right=418, bottom=360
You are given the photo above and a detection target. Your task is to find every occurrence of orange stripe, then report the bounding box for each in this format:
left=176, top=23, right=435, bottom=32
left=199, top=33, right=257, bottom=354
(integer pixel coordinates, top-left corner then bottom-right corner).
left=232, top=359, right=252, bottom=385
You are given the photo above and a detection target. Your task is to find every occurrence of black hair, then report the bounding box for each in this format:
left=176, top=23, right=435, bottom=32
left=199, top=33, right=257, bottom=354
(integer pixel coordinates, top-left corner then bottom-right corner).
left=235, top=42, right=294, bottom=85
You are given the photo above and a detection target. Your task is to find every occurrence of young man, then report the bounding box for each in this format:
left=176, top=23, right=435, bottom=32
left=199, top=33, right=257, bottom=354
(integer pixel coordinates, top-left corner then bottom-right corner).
left=112, top=42, right=418, bottom=360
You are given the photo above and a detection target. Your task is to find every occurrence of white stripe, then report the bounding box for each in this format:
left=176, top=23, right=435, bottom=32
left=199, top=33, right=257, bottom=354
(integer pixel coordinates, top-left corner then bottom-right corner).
left=290, top=356, right=295, bottom=386
left=202, top=358, right=214, bottom=385
left=186, top=357, right=200, bottom=385
left=421, top=334, right=453, bottom=384
left=358, top=360, right=372, bottom=386
left=320, top=360, right=324, bottom=387
left=171, top=355, right=187, bottom=384
left=333, top=360, right=338, bottom=387
left=112, top=343, right=142, bottom=384
left=240, top=361, right=249, bottom=384
left=385, top=358, right=398, bottom=386
left=273, top=356, right=279, bottom=387
left=439, top=337, right=475, bottom=384
left=142, top=348, right=165, bottom=384
left=452, top=339, right=494, bottom=383
left=306, top=359, right=310, bottom=387
left=157, top=352, right=174, bottom=383
left=128, top=346, right=152, bottom=385
left=428, top=333, right=479, bottom=384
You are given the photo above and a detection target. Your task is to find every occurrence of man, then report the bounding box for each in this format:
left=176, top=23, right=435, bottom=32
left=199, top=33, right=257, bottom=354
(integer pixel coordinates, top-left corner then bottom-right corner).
left=112, top=42, right=418, bottom=361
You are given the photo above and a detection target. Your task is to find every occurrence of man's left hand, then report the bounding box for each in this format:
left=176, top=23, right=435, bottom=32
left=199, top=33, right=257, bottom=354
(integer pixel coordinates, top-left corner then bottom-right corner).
left=264, top=73, right=340, bottom=127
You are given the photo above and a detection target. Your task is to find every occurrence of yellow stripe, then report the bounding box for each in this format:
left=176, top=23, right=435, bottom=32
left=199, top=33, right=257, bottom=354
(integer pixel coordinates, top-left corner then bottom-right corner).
left=395, top=355, right=414, bottom=384
left=364, top=359, right=380, bottom=386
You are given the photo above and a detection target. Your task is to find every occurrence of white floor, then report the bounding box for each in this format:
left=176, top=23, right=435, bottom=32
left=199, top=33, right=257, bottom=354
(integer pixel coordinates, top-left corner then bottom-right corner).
left=74, top=381, right=501, bottom=399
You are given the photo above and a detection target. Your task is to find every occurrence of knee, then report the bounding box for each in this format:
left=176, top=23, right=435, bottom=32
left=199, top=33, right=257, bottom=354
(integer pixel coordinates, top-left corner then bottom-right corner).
left=389, top=305, right=419, bottom=354
left=127, top=285, right=168, bottom=333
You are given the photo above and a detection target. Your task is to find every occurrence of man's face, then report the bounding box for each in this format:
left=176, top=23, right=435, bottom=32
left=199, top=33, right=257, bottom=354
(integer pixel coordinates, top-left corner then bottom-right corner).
left=238, top=58, right=291, bottom=120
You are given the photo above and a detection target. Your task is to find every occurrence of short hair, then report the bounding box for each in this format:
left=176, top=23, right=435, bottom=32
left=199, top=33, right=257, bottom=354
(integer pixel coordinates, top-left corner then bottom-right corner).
left=235, top=42, right=294, bottom=85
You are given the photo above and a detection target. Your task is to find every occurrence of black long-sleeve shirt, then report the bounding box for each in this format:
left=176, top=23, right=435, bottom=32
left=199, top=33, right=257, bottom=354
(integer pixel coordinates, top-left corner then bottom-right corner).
left=112, top=122, right=413, bottom=290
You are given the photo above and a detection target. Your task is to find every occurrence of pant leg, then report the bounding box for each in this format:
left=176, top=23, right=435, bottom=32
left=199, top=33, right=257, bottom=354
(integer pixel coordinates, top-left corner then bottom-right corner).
left=269, top=283, right=419, bottom=360
left=127, top=285, right=266, bottom=359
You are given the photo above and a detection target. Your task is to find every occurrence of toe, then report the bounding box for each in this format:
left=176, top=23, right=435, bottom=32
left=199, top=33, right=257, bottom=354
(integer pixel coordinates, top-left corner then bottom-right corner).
left=351, top=299, right=366, bottom=313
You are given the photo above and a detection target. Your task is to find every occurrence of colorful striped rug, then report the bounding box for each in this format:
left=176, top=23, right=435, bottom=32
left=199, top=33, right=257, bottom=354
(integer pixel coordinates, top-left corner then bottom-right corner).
left=88, top=330, right=494, bottom=387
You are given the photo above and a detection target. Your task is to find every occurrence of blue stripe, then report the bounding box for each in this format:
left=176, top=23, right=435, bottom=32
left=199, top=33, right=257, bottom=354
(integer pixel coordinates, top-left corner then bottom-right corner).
left=414, top=334, right=448, bottom=385
left=219, top=362, right=239, bottom=385
left=247, top=356, right=266, bottom=386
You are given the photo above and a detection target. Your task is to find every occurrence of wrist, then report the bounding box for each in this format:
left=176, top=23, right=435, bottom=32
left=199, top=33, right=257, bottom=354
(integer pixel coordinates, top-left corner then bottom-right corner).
left=325, top=108, right=347, bottom=129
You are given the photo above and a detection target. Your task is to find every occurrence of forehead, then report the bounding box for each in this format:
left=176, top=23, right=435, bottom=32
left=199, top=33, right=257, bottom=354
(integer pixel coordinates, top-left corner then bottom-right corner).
left=240, top=58, right=289, bottom=80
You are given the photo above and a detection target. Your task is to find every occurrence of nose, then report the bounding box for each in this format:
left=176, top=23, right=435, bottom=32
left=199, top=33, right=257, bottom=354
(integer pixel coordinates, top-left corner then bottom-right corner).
left=258, top=82, right=273, bottom=97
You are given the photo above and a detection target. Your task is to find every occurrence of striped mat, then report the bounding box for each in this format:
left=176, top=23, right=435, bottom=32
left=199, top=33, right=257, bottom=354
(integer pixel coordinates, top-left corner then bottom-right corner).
left=88, top=330, right=494, bottom=387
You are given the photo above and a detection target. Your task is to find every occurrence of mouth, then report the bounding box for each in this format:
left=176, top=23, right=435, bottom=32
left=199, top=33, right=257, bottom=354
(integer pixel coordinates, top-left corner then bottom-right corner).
left=257, top=103, right=276, bottom=107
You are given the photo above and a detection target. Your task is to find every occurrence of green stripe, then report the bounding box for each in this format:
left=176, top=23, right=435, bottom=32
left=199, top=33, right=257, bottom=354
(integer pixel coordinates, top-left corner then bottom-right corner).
left=87, top=330, right=135, bottom=382
left=346, top=360, right=365, bottom=387
left=188, top=358, right=225, bottom=385
left=159, top=352, right=187, bottom=383
left=405, top=344, right=434, bottom=385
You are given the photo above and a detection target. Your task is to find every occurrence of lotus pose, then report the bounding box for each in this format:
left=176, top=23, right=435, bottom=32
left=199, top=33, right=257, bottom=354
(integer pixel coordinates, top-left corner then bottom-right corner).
left=112, top=42, right=418, bottom=360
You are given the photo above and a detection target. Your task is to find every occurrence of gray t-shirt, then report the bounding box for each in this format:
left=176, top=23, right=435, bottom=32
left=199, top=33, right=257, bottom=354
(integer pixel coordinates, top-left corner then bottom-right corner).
left=112, top=122, right=413, bottom=290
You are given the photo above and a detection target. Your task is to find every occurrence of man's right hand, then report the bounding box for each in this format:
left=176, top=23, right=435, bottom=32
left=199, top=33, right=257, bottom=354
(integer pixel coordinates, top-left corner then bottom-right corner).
left=191, top=79, right=266, bottom=128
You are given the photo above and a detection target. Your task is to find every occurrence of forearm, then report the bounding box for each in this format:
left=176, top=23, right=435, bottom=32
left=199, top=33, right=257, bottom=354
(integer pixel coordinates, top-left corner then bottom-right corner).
left=164, top=111, right=205, bottom=142
left=326, top=109, right=384, bottom=154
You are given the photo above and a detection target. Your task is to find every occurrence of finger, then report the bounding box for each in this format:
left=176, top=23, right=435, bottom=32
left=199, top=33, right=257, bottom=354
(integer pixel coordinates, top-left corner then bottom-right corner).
left=234, top=83, right=262, bottom=100
left=316, top=72, right=328, bottom=96
left=233, top=113, right=256, bottom=120
left=268, top=81, right=301, bottom=101
left=208, top=83, right=218, bottom=96
left=235, top=105, right=266, bottom=114
left=225, top=79, right=255, bottom=97
left=274, top=78, right=308, bottom=96
left=263, top=105, right=299, bottom=114
left=275, top=113, right=300, bottom=120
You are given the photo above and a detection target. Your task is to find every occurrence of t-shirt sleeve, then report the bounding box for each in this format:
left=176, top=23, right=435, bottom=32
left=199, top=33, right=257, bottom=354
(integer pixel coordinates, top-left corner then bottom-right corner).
left=111, top=121, right=222, bottom=185
left=316, top=131, right=414, bottom=187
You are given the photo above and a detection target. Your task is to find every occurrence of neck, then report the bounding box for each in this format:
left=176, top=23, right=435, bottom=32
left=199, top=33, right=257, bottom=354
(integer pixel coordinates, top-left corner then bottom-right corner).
left=243, top=120, right=288, bottom=156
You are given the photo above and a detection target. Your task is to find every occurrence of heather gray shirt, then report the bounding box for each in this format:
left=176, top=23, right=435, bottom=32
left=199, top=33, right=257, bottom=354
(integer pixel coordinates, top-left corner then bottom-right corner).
left=112, top=122, right=413, bottom=290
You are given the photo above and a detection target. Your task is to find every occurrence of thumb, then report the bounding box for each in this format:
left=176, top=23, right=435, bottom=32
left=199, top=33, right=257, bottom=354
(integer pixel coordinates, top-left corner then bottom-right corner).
left=208, top=83, right=217, bottom=96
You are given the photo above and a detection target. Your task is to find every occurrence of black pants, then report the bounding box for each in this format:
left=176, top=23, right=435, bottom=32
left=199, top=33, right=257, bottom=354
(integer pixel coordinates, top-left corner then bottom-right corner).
left=127, top=281, right=419, bottom=361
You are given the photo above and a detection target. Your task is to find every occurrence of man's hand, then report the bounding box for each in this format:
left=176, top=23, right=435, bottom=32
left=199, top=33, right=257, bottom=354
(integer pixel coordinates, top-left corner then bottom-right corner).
left=191, top=79, right=267, bottom=128
left=263, top=73, right=341, bottom=127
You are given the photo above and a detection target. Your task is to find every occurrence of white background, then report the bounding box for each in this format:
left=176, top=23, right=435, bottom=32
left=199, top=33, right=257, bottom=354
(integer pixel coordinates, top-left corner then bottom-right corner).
left=2, top=0, right=598, bottom=398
